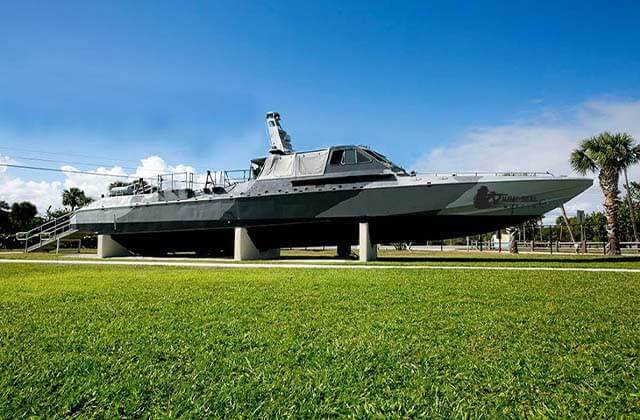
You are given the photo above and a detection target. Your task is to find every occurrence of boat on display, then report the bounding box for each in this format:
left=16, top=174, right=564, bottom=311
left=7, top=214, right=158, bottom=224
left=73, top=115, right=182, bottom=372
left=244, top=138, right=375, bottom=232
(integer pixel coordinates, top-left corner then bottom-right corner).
left=69, top=112, right=592, bottom=256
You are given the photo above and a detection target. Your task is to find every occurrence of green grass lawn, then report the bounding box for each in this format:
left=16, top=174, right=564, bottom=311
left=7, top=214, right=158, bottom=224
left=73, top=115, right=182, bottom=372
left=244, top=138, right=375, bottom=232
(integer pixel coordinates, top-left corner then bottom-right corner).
left=1, top=264, right=639, bottom=417
left=4, top=248, right=640, bottom=269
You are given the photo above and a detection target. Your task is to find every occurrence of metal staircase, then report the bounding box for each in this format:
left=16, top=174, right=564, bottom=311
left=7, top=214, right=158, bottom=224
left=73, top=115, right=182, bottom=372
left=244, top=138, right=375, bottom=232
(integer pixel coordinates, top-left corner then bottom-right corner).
left=16, top=212, right=81, bottom=252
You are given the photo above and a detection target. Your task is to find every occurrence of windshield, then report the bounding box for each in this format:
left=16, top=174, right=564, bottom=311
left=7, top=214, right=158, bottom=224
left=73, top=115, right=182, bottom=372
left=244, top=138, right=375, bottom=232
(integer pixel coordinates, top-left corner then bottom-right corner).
left=363, top=149, right=408, bottom=175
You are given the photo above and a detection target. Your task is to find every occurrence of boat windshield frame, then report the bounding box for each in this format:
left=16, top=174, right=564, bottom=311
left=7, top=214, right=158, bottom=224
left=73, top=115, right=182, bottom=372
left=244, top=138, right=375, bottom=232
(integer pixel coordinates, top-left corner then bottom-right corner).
left=363, top=149, right=408, bottom=175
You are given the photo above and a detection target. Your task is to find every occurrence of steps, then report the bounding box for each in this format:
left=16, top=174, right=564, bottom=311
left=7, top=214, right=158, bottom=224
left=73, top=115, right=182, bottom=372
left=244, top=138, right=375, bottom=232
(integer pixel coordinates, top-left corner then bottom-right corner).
left=16, top=212, right=82, bottom=252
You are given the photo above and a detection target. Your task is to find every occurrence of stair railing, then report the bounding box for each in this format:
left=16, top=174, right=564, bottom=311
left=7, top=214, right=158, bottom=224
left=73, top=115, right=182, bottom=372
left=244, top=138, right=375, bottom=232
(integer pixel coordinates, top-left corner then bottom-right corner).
left=16, top=211, right=75, bottom=251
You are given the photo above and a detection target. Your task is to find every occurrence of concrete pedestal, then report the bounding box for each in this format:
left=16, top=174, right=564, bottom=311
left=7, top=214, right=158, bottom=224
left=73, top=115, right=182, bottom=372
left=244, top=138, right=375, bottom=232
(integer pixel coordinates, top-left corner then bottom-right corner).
left=234, top=227, right=280, bottom=261
left=359, top=222, right=377, bottom=262
left=97, top=235, right=130, bottom=258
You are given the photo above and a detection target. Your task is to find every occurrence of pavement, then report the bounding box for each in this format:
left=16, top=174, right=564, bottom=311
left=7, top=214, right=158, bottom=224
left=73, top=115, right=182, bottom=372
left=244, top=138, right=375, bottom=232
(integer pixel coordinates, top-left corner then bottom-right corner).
left=1, top=257, right=640, bottom=273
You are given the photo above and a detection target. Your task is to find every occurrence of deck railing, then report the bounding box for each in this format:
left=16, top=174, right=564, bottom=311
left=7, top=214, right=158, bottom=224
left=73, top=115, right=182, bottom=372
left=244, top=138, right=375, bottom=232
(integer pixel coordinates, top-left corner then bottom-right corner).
left=415, top=171, right=557, bottom=177
left=108, top=169, right=252, bottom=197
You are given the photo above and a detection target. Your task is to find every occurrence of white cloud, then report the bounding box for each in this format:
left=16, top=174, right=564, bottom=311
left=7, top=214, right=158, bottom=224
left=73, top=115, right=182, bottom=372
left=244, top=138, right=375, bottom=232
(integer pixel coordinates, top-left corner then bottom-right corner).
left=1, top=154, right=62, bottom=212
left=0, top=177, right=62, bottom=213
left=0, top=155, right=198, bottom=213
left=412, top=99, right=640, bottom=222
left=133, top=156, right=195, bottom=178
left=61, top=165, right=128, bottom=200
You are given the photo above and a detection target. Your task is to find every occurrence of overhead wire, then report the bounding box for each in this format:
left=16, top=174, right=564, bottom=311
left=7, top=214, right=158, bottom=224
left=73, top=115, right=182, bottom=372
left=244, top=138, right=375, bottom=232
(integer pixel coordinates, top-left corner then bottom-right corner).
left=0, top=163, right=212, bottom=186
left=0, top=145, right=215, bottom=173
left=0, top=145, right=144, bottom=165
left=8, top=155, right=140, bottom=172
left=0, top=163, right=138, bottom=178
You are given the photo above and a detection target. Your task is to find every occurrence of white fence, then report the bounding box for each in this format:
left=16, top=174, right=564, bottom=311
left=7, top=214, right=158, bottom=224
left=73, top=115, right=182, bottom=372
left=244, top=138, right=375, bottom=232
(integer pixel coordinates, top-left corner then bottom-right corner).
left=401, top=241, right=640, bottom=254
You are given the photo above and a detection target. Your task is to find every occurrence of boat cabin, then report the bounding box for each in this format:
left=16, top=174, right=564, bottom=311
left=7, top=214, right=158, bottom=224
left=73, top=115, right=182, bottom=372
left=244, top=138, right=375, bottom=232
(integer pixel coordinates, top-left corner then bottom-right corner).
left=255, top=146, right=406, bottom=181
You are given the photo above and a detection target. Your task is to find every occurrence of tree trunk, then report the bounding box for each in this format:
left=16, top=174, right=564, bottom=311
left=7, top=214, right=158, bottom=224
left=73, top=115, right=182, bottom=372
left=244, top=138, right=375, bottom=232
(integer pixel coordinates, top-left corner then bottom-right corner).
left=623, top=167, right=639, bottom=243
left=539, top=222, right=543, bottom=242
left=599, top=168, right=621, bottom=255
left=508, top=227, right=519, bottom=254
left=560, top=204, right=576, bottom=243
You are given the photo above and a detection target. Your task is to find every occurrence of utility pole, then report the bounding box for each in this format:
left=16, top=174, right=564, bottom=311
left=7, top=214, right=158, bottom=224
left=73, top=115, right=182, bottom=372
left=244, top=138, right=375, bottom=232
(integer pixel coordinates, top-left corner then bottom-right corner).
left=623, top=167, right=640, bottom=243
left=577, top=210, right=586, bottom=254
left=560, top=204, right=576, bottom=243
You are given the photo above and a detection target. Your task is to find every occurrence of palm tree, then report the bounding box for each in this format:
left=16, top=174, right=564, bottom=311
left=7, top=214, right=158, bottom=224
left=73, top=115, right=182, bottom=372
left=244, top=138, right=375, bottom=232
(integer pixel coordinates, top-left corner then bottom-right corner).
left=62, top=188, right=93, bottom=211
left=570, top=132, right=640, bottom=255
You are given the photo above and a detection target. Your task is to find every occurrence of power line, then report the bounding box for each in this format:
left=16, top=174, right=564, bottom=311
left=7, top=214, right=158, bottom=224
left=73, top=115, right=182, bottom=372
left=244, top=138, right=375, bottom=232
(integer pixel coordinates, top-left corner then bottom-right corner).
left=0, top=146, right=213, bottom=172
left=10, top=156, right=140, bottom=172
left=0, top=145, right=144, bottom=165
left=0, top=163, right=210, bottom=182
left=0, top=163, right=138, bottom=178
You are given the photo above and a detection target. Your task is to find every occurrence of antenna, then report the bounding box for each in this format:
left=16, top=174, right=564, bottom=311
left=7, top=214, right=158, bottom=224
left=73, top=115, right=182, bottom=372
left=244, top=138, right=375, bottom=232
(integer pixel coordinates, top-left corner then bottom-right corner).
left=266, top=112, right=293, bottom=154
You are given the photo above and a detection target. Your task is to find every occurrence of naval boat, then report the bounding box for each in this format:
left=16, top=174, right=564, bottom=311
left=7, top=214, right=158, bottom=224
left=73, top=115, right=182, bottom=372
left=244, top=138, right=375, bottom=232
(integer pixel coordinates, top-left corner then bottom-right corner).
left=70, top=112, right=592, bottom=256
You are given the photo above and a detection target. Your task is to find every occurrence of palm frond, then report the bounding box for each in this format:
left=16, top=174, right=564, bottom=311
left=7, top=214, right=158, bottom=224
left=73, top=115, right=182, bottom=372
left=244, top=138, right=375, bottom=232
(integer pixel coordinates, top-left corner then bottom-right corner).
left=570, top=147, right=597, bottom=175
left=571, top=132, right=639, bottom=174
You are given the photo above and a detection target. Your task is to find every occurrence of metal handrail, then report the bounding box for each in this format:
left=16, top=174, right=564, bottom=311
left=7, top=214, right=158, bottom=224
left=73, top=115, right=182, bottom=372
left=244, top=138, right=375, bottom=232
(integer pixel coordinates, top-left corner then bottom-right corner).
left=16, top=211, right=73, bottom=241
left=108, top=170, right=252, bottom=197
left=109, top=172, right=200, bottom=196
left=415, top=171, right=556, bottom=177
left=223, top=169, right=250, bottom=186
left=15, top=210, right=78, bottom=252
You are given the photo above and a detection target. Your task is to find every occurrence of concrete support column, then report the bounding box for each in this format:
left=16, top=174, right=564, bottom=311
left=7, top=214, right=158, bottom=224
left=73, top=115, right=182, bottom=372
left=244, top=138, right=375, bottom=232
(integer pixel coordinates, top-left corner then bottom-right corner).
left=234, top=227, right=280, bottom=261
left=359, top=222, right=377, bottom=262
left=97, top=235, right=130, bottom=258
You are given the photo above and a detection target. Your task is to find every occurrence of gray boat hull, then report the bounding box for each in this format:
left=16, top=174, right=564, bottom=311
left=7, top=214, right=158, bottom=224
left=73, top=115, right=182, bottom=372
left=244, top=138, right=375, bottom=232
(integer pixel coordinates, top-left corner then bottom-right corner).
left=71, top=176, right=592, bottom=255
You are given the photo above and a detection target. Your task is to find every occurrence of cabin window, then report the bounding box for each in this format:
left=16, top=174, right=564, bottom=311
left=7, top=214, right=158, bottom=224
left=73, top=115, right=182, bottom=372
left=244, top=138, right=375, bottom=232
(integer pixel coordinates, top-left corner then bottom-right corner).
left=342, top=149, right=357, bottom=164
left=330, top=150, right=344, bottom=165
left=331, top=149, right=373, bottom=165
left=356, top=150, right=371, bottom=163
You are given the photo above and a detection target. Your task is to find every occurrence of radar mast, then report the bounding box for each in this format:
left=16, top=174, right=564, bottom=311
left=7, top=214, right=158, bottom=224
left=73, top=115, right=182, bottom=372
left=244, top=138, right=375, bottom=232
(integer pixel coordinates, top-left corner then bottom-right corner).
left=266, top=112, right=293, bottom=154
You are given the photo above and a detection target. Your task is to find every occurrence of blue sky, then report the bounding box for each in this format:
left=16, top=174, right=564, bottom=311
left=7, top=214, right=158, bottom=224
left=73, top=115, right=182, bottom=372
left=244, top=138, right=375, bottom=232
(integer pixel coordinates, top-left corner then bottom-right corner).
left=1, top=0, right=640, bottom=211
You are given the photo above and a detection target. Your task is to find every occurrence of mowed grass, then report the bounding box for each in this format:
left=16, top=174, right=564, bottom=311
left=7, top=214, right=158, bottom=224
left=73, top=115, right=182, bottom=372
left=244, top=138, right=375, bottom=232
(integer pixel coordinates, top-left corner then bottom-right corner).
left=1, top=265, right=639, bottom=417
left=5, top=248, right=640, bottom=269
